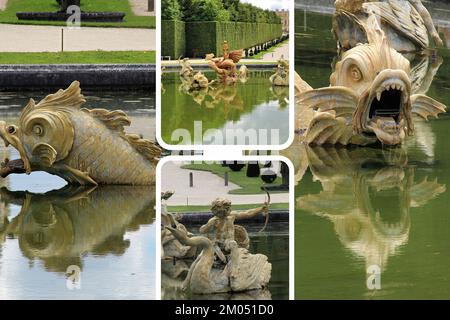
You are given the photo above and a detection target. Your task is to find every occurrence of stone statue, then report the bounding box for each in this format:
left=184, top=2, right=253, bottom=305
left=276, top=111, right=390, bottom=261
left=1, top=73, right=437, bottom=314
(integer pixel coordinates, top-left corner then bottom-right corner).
left=0, top=81, right=160, bottom=185
left=269, top=57, right=289, bottom=87
left=179, top=57, right=195, bottom=80
left=206, top=41, right=243, bottom=84
left=199, top=197, right=269, bottom=250
left=167, top=227, right=271, bottom=294
left=333, top=0, right=443, bottom=52
left=238, top=65, right=249, bottom=84
left=295, top=14, right=446, bottom=146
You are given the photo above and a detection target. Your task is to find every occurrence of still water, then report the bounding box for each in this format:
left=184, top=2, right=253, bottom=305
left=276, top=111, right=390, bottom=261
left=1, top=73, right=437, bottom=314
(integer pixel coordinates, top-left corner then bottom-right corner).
left=0, top=90, right=156, bottom=299
left=162, top=222, right=290, bottom=300
left=161, top=70, right=289, bottom=146
left=295, top=9, right=450, bottom=299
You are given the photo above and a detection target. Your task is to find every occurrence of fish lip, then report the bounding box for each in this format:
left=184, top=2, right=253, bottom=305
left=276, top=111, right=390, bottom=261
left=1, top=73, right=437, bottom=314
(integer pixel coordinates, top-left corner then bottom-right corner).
left=0, top=121, right=31, bottom=175
left=360, top=69, right=412, bottom=145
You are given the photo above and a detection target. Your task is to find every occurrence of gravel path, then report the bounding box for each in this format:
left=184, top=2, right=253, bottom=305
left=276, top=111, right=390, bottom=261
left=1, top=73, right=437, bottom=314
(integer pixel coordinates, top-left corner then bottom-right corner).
left=128, top=0, right=154, bottom=16
left=0, top=24, right=155, bottom=52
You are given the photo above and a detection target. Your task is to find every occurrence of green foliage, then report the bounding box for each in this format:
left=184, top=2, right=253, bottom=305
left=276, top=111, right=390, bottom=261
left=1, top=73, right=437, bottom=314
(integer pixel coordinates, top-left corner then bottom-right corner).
left=183, top=0, right=230, bottom=22
left=0, top=0, right=155, bottom=28
left=161, top=0, right=183, bottom=21
left=161, top=20, right=186, bottom=59
left=185, top=21, right=282, bottom=57
left=0, top=51, right=155, bottom=64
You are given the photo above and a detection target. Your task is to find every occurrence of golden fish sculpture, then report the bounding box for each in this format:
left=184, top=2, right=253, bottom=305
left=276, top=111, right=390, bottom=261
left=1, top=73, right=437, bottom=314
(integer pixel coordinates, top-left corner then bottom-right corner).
left=296, top=14, right=446, bottom=146
left=0, top=81, right=160, bottom=185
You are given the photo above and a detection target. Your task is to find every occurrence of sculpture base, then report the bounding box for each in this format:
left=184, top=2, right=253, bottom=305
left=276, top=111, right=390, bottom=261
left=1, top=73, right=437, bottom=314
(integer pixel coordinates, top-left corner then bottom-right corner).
left=16, top=12, right=125, bottom=22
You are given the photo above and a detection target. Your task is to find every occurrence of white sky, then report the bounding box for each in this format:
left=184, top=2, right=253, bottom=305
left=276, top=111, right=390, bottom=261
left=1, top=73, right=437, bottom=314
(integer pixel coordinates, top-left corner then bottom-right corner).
left=240, top=0, right=289, bottom=10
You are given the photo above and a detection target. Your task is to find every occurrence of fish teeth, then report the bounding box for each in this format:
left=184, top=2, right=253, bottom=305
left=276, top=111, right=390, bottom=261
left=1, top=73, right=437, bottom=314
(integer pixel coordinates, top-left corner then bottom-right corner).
left=376, top=91, right=382, bottom=101
left=391, top=84, right=396, bottom=90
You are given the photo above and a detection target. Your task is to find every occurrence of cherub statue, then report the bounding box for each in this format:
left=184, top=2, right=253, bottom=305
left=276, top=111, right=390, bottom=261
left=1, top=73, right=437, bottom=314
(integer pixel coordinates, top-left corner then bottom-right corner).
left=179, top=57, right=194, bottom=80
left=199, top=197, right=268, bottom=250
left=206, top=41, right=243, bottom=84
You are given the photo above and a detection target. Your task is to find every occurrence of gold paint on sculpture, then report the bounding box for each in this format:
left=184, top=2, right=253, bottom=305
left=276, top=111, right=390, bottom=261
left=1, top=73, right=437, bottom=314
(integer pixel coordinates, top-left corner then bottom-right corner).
left=0, top=81, right=160, bottom=185
left=296, top=14, right=446, bottom=146
left=206, top=41, right=243, bottom=84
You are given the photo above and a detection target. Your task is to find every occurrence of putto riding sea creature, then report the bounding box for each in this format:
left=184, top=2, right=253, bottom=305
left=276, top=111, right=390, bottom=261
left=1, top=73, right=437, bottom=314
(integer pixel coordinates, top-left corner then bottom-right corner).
left=296, top=15, right=446, bottom=146
left=0, top=81, right=160, bottom=185
left=333, top=0, right=443, bottom=52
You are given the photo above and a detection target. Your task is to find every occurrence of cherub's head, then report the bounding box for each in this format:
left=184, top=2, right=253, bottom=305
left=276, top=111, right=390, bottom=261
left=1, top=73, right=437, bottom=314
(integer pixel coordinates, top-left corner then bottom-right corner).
left=211, top=198, right=232, bottom=218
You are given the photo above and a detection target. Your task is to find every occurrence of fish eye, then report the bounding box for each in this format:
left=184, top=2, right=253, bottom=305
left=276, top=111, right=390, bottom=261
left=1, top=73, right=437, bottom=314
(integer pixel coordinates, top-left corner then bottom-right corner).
left=7, top=126, right=16, bottom=134
left=350, top=65, right=363, bottom=81
left=33, top=125, right=44, bottom=136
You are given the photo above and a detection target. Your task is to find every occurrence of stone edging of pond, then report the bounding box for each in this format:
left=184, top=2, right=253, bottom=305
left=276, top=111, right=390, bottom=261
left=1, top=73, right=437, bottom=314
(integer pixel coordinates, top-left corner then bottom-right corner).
left=175, top=209, right=289, bottom=226
left=0, top=63, right=155, bottom=91
left=162, top=63, right=278, bottom=71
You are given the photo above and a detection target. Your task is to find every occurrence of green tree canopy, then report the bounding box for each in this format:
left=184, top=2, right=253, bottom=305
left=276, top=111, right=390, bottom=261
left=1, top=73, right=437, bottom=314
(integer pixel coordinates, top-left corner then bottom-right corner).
left=161, top=0, right=183, bottom=20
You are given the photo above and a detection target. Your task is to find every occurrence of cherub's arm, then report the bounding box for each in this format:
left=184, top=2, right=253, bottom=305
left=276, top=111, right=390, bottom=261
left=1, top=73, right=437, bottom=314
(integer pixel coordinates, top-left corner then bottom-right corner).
left=231, top=203, right=268, bottom=220
left=199, top=217, right=218, bottom=234
left=410, top=0, right=443, bottom=46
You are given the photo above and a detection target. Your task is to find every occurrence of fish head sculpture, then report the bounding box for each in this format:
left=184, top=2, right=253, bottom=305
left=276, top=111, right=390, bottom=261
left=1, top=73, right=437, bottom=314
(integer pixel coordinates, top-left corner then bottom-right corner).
left=0, top=86, right=78, bottom=175
left=0, top=81, right=160, bottom=185
left=331, top=26, right=413, bottom=145
left=297, top=14, right=446, bottom=147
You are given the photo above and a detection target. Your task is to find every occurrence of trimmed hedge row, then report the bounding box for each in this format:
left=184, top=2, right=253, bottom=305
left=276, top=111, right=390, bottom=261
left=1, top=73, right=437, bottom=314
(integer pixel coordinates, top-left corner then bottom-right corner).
left=163, top=20, right=282, bottom=58
left=162, top=20, right=186, bottom=59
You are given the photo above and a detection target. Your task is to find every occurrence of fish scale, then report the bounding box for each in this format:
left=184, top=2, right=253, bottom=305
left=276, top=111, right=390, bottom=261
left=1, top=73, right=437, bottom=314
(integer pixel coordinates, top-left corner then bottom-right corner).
left=64, top=112, right=155, bottom=185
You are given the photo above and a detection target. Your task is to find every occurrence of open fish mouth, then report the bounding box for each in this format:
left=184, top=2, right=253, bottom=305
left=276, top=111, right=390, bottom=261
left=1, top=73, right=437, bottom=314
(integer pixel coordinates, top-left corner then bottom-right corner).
left=0, top=121, right=30, bottom=178
left=356, top=69, right=413, bottom=145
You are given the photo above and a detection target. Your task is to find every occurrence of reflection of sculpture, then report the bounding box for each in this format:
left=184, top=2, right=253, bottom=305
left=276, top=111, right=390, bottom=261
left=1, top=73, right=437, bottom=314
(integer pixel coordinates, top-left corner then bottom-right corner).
left=333, top=0, right=443, bottom=52
left=298, top=146, right=445, bottom=273
left=0, top=185, right=155, bottom=272
left=206, top=41, right=243, bottom=84
left=296, top=15, right=446, bottom=146
left=269, top=57, right=289, bottom=87
left=0, top=81, right=161, bottom=185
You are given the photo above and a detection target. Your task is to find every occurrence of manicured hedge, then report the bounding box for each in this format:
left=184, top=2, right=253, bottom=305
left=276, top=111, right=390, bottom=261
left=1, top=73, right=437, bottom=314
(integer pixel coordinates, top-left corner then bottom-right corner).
left=163, top=20, right=282, bottom=58
left=186, top=21, right=282, bottom=57
left=162, top=20, right=186, bottom=59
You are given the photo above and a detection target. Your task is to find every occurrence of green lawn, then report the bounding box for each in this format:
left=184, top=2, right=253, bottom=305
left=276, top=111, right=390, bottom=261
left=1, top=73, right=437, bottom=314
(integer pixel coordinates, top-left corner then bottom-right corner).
left=249, top=39, right=289, bottom=60
left=0, top=0, right=155, bottom=28
left=0, top=51, right=155, bottom=64
left=181, top=163, right=285, bottom=195
left=168, top=203, right=289, bottom=213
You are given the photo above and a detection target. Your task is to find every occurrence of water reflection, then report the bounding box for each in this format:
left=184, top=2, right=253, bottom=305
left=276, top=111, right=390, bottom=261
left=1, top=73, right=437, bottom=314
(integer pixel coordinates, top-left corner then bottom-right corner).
left=161, top=71, right=289, bottom=145
left=298, top=147, right=445, bottom=276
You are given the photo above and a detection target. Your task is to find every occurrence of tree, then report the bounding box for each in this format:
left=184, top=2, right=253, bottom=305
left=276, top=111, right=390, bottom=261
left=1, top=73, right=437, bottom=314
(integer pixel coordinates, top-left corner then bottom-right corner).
left=183, top=0, right=230, bottom=22
left=162, top=0, right=183, bottom=20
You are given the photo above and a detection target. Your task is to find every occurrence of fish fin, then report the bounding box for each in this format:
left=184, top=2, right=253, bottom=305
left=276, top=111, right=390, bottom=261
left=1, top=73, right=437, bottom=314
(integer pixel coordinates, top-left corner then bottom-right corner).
left=32, top=143, right=57, bottom=167
left=32, top=81, right=86, bottom=111
left=294, top=72, right=312, bottom=94
left=298, top=86, right=358, bottom=117
left=57, top=165, right=98, bottom=186
left=364, top=1, right=428, bottom=48
left=82, top=108, right=162, bottom=164
left=82, top=108, right=131, bottom=132
left=124, top=134, right=162, bottom=165
left=305, top=111, right=354, bottom=145
left=411, top=94, right=446, bottom=120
